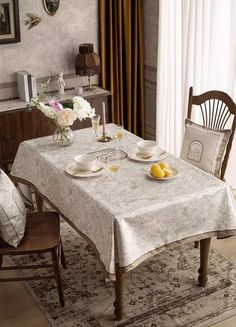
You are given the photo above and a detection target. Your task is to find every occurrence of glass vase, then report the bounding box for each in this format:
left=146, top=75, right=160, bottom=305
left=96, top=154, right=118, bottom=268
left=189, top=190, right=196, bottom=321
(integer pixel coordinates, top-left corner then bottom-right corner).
left=53, top=127, right=74, bottom=147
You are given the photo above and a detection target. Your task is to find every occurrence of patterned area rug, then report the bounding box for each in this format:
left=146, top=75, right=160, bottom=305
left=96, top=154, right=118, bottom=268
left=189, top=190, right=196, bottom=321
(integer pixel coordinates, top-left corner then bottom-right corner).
left=12, top=219, right=236, bottom=327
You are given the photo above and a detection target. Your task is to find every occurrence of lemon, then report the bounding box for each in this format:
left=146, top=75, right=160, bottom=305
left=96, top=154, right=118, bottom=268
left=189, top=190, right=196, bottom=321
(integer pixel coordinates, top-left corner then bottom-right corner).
left=151, top=164, right=165, bottom=178
left=159, top=161, right=169, bottom=169
left=163, top=168, right=172, bottom=177
left=151, top=164, right=160, bottom=175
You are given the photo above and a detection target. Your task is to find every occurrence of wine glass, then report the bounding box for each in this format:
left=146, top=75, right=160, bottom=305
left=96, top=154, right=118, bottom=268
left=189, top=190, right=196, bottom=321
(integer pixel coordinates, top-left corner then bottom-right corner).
left=114, top=125, right=124, bottom=149
left=91, top=115, right=100, bottom=139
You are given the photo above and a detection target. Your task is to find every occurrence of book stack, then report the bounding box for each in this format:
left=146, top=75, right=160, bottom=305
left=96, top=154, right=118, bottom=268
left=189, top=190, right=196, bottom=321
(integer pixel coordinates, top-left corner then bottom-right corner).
left=16, top=71, right=37, bottom=102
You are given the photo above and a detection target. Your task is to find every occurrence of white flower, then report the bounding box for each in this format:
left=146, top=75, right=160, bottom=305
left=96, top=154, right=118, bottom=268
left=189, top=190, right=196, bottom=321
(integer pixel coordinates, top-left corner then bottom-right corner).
left=32, top=95, right=96, bottom=127
left=88, top=107, right=96, bottom=118
left=56, top=108, right=77, bottom=127
left=73, top=96, right=95, bottom=121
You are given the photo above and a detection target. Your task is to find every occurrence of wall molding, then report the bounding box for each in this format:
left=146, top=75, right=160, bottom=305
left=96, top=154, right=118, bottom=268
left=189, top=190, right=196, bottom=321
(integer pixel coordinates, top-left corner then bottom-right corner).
left=144, top=65, right=157, bottom=72
left=145, top=80, right=156, bottom=91
left=145, top=122, right=156, bottom=139
left=144, top=64, right=157, bottom=139
left=0, top=81, right=16, bottom=90
left=0, top=73, right=98, bottom=101
left=144, top=65, right=157, bottom=85
left=145, top=123, right=156, bottom=134
left=0, top=73, right=78, bottom=90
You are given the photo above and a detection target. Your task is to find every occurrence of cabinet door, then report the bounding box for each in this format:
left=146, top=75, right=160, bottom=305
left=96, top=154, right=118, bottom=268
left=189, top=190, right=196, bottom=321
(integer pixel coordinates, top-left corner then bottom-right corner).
left=0, top=109, right=54, bottom=164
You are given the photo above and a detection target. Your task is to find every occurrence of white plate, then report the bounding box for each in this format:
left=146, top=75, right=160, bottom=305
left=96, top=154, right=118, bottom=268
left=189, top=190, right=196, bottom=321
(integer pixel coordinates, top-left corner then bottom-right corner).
left=146, top=168, right=178, bottom=181
left=127, top=149, right=167, bottom=162
left=65, top=162, right=105, bottom=178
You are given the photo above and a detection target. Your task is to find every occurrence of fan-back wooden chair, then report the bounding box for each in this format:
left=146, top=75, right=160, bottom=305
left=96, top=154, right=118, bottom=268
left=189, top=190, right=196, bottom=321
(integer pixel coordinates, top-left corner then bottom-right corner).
left=187, top=87, right=236, bottom=248
left=0, top=211, right=66, bottom=306
left=187, top=86, right=236, bottom=180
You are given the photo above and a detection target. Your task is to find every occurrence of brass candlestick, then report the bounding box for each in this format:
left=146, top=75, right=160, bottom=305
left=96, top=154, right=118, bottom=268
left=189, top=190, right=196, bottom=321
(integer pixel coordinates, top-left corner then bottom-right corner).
left=97, top=133, right=112, bottom=142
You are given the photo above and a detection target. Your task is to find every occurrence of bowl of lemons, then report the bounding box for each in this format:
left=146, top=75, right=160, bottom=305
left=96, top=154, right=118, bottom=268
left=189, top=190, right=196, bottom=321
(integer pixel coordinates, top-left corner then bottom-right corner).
left=147, top=161, right=178, bottom=180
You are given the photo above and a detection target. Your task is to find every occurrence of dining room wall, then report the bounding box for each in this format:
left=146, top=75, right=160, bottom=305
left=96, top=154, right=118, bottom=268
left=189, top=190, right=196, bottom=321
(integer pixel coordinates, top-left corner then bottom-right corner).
left=144, top=0, right=158, bottom=140
left=0, top=0, right=99, bottom=100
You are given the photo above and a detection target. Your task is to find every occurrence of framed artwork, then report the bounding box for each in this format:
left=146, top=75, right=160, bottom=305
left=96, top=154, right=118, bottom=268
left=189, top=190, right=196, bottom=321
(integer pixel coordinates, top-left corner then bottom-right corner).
left=43, top=0, right=60, bottom=16
left=0, top=0, right=20, bottom=45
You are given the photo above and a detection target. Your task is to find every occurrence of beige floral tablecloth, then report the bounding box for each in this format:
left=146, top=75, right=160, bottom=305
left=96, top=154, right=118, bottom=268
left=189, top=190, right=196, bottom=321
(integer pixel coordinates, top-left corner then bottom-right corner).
left=11, top=124, right=236, bottom=277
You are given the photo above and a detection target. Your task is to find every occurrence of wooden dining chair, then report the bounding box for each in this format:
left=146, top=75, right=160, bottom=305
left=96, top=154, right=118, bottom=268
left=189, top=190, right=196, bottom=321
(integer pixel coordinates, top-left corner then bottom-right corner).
left=187, top=87, right=236, bottom=248
left=187, top=86, right=236, bottom=180
left=0, top=211, right=66, bottom=307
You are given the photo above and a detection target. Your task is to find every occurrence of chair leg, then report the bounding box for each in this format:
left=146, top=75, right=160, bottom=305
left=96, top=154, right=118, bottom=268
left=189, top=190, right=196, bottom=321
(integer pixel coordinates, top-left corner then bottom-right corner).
left=60, top=241, right=67, bottom=269
left=51, top=249, right=65, bottom=307
left=0, top=238, right=3, bottom=268
left=194, top=241, right=199, bottom=248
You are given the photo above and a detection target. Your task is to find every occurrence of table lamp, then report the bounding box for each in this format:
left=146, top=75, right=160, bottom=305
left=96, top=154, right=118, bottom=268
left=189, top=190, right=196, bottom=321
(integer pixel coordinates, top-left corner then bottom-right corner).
left=75, top=43, right=100, bottom=91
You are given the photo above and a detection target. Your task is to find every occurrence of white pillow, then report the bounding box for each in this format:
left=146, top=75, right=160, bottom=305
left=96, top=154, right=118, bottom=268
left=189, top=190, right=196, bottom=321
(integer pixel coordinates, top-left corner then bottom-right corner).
left=0, top=170, right=26, bottom=247
left=180, top=119, right=231, bottom=178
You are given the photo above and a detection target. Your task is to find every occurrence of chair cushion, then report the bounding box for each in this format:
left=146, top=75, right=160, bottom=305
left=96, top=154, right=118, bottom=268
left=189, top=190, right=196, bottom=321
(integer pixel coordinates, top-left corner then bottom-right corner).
left=0, top=170, right=26, bottom=247
left=180, top=119, right=231, bottom=178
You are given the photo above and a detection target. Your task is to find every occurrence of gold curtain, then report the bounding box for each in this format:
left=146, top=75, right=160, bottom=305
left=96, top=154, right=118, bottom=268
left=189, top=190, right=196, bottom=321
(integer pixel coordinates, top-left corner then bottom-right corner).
left=99, top=0, right=145, bottom=137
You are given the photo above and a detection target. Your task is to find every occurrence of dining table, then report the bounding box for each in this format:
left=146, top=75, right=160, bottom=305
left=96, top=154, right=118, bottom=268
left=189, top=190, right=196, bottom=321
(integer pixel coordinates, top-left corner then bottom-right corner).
left=10, top=123, right=236, bottom=320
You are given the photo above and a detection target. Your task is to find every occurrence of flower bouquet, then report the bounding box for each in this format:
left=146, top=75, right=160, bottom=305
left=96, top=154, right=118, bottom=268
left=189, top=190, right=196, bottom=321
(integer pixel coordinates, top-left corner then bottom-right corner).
left=32, top=96, right=95, bottom=146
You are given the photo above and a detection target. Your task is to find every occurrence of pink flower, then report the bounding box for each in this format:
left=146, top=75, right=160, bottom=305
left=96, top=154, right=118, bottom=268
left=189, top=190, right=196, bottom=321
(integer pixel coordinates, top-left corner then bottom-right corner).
left=49, top=100, right=63, bottom=112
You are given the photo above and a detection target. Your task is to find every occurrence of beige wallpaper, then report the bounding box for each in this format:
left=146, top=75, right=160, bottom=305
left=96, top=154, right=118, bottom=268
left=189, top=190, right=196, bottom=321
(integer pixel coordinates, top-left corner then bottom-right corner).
left=0, top=0, right=99, bottom=85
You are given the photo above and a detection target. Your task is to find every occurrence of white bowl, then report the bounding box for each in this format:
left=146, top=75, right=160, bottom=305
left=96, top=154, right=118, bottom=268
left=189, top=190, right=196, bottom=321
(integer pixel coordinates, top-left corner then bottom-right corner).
left=137, top=140, right=159, bottom=156
left=74, top=154, right=96, bottom=171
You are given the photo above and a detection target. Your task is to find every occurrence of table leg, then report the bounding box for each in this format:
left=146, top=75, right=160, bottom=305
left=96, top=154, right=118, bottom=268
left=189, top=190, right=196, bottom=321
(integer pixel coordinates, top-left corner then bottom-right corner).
left=198, top=237, right=211, bottom=287
left=114, top=263, right=125, bottom=320
left=35, top=192, right=43, bottom=213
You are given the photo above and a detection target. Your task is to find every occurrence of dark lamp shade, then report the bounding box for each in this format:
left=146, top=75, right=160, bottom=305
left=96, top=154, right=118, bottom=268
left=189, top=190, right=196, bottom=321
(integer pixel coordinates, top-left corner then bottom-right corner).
left=75, top=43, right=100, bottom=76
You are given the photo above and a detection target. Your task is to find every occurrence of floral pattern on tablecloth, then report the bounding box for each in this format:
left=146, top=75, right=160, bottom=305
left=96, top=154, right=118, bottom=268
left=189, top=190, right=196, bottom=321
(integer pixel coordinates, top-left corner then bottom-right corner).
left=11, top=124, right=236, bottom=275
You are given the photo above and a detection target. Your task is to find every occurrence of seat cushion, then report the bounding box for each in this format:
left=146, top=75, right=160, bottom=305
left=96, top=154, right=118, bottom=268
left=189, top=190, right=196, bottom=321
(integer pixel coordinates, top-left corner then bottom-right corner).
left=180, top=119, right=231, bottom=178
left=0, top=170, right=26, bottom=247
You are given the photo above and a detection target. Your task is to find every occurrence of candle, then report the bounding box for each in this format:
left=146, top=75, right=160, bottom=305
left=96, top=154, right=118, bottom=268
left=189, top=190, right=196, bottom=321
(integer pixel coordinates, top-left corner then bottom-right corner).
left=102, top=102, right=106, bottom=135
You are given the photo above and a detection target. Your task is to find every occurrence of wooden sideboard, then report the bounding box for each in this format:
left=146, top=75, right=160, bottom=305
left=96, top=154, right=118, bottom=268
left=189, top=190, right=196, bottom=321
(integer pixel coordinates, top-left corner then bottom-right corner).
left=0, top=87, right=112, bottom=171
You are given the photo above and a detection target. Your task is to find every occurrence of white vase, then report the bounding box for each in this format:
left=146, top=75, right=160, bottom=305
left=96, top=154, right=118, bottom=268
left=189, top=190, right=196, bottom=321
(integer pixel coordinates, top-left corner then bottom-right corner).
left=53, top=127, right=74, bottom=147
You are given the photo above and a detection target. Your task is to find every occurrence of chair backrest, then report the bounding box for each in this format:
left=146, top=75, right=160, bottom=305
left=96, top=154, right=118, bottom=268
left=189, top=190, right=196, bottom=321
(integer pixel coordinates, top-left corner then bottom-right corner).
left=187, top=87, right=236, bottom=180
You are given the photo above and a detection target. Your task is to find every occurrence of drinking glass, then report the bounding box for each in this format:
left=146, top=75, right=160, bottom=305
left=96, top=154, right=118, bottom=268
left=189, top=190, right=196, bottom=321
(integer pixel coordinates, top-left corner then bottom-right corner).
left=114, top=125, right=124, bottom=149
left=97, top=149, right=120, bottom=180
left=108, top=159, right=120, bottom=174
left=91, top=115, right=100, bottom=139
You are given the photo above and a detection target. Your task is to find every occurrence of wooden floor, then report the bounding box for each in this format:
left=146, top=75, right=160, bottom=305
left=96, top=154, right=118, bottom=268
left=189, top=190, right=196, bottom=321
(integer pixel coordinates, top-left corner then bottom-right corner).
left=0, top=235, right=235, bottom=327
left=0, top=260, right=50, bottom=327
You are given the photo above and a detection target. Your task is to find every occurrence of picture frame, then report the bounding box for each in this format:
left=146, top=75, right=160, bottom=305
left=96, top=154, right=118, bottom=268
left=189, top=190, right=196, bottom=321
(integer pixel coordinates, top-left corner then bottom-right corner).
left=43, top=0, right=60, bottom=16
left=0, top=0, right=20, bottom=45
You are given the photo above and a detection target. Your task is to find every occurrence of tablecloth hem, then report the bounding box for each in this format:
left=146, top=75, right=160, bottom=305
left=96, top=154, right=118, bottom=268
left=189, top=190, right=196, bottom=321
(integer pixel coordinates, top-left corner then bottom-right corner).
left=119, top=229, right=236, bottom=273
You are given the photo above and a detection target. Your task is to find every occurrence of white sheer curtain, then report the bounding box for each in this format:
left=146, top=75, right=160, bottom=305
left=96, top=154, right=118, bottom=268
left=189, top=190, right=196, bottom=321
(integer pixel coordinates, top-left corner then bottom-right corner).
left=156, top=0, right=236, bottom=156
